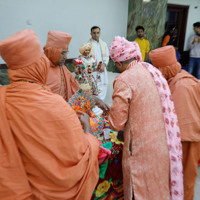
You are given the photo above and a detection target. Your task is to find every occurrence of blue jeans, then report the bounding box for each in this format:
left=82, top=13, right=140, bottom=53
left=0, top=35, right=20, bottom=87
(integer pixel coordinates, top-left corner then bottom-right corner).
left=188, top=57, right=200, bottom=79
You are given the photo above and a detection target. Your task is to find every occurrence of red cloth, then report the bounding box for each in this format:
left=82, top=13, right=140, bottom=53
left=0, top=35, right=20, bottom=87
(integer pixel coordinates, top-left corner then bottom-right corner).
left=98, top=146, right=111, bottom=165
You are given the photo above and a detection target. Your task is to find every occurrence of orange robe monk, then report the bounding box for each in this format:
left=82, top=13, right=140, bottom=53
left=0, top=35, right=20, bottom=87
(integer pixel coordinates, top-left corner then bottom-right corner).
left=150, top=45, right=200, bottom=200
left=0, top=29, right=99, bottom=200
left=44, top=31, right=79, bottom=101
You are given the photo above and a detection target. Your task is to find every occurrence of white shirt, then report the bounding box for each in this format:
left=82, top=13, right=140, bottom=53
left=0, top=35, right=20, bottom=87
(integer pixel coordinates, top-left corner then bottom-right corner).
left=189, top=34, right=200, bottom=58
left=92, top=40, right=109, bottom=66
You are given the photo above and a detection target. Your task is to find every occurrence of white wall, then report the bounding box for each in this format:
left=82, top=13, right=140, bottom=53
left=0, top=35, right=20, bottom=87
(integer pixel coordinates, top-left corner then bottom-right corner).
left=0, top=0, right=129, bottom=63
left=167, top=0, right=200, bottom=50
left=104, top=72, right=119, bottom=106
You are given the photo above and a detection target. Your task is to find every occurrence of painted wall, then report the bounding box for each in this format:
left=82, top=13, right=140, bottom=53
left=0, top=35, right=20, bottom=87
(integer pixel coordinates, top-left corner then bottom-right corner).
left=0, top=0, right=129, bottom=63
left=167, top=0, right=200, bottom=50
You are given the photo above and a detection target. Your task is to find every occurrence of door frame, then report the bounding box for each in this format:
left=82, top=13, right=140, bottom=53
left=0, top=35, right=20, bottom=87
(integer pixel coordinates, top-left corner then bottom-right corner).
left=166, top=4, right=189, bottom=52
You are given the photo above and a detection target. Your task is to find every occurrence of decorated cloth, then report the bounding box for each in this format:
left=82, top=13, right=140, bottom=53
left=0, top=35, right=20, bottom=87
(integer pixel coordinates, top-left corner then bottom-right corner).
left=68, top=90, right=104, bottom=137
left=44, top=30, right=79, bottom=101
left=74, top=55, right=99, bottom=95
left=108, top=58, right=183, bottom=199
left=89, top=38, right=109, bottom=101
left=92, top=129, right=124, bottom=200
left=0, top=29, right=100, bottom=200
left=79, top=43, right=92, bottom=54
left=68, top=90, right=95, bottom=114
left=134, top=37, right=150, bottom=61
left=109, top=36, right=142, bottom=63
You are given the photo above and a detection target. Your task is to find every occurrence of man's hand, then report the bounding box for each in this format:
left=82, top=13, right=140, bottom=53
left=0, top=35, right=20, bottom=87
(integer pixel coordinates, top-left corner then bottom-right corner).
left=77, top=111, right=92, bottom=134
left=99, top=63, right=106, bottom=72
left=93, top=96, right=110, bottom=115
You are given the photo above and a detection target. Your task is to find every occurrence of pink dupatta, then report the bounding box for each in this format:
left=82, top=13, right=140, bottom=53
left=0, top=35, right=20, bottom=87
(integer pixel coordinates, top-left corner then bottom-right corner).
left=141, top=61, right=183, bottom=200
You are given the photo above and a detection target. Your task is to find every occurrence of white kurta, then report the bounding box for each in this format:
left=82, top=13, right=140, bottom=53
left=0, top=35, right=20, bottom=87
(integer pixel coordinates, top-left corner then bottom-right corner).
left=89, top=39, right=109, bottom=101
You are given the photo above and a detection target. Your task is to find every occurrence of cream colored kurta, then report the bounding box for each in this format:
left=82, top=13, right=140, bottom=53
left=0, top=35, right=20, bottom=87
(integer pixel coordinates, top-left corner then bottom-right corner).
left=109, top=63, right=170, bottom=200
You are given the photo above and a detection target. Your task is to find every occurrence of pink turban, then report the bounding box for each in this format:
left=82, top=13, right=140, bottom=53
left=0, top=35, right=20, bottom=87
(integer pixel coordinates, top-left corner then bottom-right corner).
left=79, top=43, right=92, bottom=54
left=109, top=36, right=142, bottom=62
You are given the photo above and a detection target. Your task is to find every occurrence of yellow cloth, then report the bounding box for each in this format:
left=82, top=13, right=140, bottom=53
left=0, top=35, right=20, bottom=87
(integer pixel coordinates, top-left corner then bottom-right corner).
left=134, top=38, right=150, bottom=61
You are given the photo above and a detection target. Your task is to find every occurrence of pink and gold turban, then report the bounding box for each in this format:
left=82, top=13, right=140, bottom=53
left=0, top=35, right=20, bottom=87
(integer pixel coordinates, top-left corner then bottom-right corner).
left=109, top=36, right=142, bottom=63
left=79, top=43, right=92, bottom=54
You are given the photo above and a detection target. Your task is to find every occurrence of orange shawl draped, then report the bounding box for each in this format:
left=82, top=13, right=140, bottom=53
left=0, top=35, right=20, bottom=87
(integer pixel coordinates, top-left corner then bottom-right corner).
left=150, top=46, right=200, bottom=142
left=44, top=30, right=79, bottom=101
left=44, top=47, right=79, bottom=101
left=0, top=29, right=99, bottom=200
left=168, top=70, right=200, bottom=142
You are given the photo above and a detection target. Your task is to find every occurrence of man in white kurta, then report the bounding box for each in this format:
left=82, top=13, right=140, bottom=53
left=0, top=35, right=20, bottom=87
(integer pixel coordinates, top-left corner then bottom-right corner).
left=89, top=26, right=109, bottom=101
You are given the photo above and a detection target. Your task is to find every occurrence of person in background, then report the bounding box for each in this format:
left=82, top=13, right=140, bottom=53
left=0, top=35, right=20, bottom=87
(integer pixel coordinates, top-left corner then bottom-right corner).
left=134, top=25, right=150, bottom=62
left=0, top=29, right=100, bottom=200
left=89, top=26, right=109, bottom=101
left=162, top=25, right=179, bottom=61
left=188, top=22, right=200, bottom=79
left=150, top=45, right=200, bottom=200
left=109, top=36, right=183, bottom=200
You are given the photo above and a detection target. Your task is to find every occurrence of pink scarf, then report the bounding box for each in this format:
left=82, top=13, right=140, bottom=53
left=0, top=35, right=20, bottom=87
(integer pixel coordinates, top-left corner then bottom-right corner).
left=140, top=61, right=183, bottom=200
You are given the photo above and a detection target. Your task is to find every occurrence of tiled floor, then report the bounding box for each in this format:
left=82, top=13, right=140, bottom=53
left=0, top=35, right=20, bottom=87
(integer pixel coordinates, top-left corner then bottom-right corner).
left=105, top=72, right=200, bottom=200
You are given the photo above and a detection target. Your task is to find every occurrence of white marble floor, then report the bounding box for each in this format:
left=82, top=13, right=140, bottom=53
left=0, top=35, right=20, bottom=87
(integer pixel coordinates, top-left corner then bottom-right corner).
left=105, top=72, right=200, bottom=200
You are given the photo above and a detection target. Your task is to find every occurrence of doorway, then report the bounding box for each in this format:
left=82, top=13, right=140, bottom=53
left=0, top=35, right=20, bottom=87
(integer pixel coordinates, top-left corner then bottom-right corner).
left=165, top=4, right=189, bottom=52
